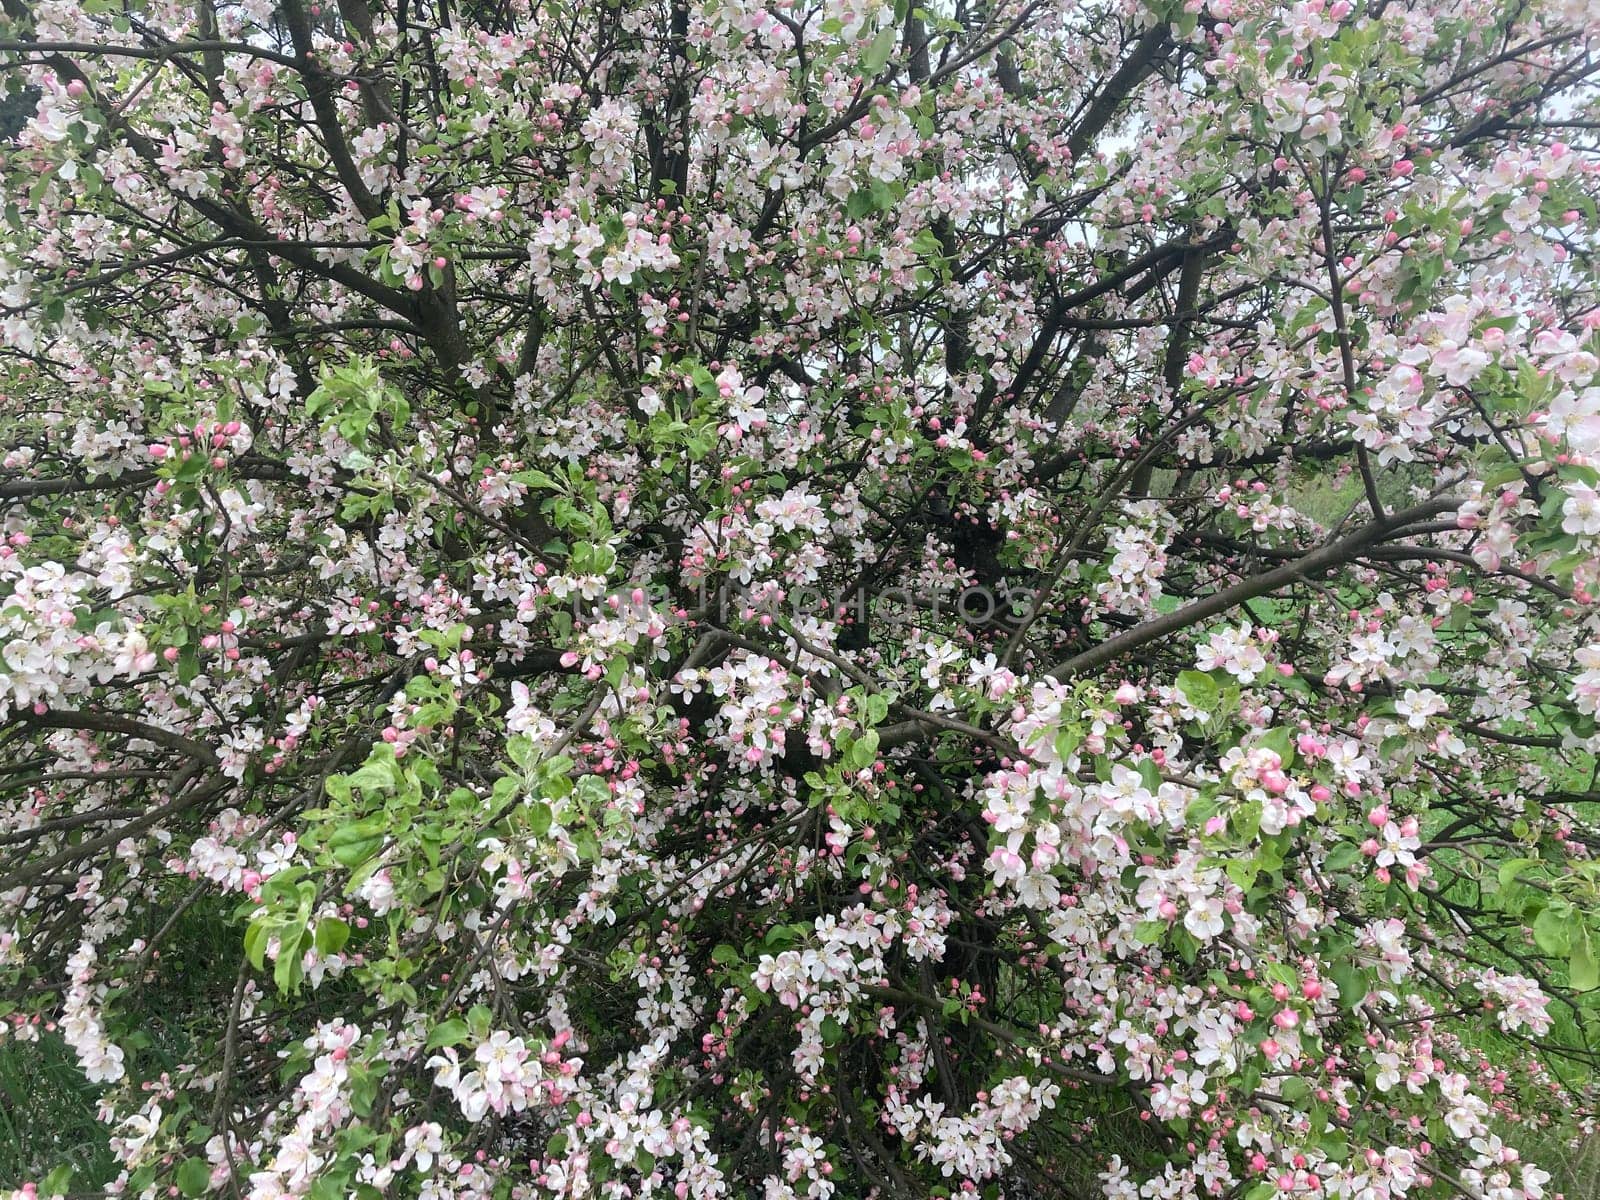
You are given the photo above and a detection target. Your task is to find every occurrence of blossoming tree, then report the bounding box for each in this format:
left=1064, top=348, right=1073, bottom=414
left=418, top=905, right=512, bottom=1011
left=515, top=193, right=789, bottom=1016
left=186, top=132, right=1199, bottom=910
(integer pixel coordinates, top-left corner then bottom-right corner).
left=2, top=0, right=1600, bottom=1196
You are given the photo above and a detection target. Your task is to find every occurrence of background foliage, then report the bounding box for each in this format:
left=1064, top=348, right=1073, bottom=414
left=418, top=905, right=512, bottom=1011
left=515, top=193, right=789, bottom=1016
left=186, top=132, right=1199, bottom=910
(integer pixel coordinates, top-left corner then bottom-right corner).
left=2, top=0, right=1600, bottom=1198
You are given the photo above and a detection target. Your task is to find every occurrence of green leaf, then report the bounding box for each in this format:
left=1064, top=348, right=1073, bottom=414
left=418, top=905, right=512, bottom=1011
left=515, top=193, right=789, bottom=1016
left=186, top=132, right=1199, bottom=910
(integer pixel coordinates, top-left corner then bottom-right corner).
left=244, top=919, right=270, bottom=971
left=1134, top=920, right=1166, bottom=945
left=845, top=189, right=879, bottom=220
left=863, top=694, right=891, bottom=726
left=427, top=1018, right=470, bottom=1050
left=1329, top=962, right=1368, bottom=1010
left=847, top=729, right=880, bottom=770
left=711, top=943, right=741, bottom=966
left=274, top=928, right=306, bottom=995
left=1171, top=928, right=1199, bottom=964
left=1185, top=794, right=1218, bottom=828
left=314, top=918, right=351, bottom=956
left=573, top=828, right=601, bottom=861
left=863, top=25, right=897, bottom=74
left=1225, top=859, right=1259, bottom=890
left=1533, top=905, right=1572, bottom=957
left=1324, top=841, right=1362, bottom=872
left=327, top=816, right=387, bottom=847
left=1256, top=727, right=1295, bottom=768
left=331, top=836, right=384, bottom=869
left=348, top=761, right=396, bottom=793
left=1571, top=925, right=1598, bottom=992
left=1498, top=857, right=1538, bottom=888
left=1176, top=670, right=1219, bottom=712
left=910, top=228, right=943, bottom=258
left=1137, top=758, right=1162, bottom=794
left=176, top=1159, right=212, bottom=1197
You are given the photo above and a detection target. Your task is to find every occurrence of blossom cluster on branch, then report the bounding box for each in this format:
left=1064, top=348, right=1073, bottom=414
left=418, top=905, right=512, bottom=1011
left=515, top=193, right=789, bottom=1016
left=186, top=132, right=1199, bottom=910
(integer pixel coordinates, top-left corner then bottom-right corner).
left=1, top=0, right=1599, bottom=1198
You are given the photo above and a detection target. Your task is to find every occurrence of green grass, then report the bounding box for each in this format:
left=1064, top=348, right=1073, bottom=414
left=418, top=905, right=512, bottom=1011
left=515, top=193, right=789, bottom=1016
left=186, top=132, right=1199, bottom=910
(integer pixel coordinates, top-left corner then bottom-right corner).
left=1287, top=470, right=1368, bottom=527
left=0, top=1034, right=115, bottom=1187
left=0, top=892, right=245, bottom=1189
left=1505, top=1126, right=1600, bottom=1200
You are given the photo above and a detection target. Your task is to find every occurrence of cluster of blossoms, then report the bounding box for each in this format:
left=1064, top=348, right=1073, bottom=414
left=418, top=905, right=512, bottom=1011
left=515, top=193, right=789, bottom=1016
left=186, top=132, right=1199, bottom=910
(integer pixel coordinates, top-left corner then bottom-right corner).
left=0, top=555, right=156, bottom=716
left=886, top=1075, right=1063, bottom=1182
left=1195, top=623, right=1274, bottom=685
left=678, top=653, right=801, bottom=769
left=1098, top=500, right=1177, bottom=616
left=1478, top=971, right=1556, bottom=1038
left=60, top=941, right=124, bottom=1084
left=2, top=0, right=1600, bottom=1199
left=428, top=1028, right=582, bottom=1120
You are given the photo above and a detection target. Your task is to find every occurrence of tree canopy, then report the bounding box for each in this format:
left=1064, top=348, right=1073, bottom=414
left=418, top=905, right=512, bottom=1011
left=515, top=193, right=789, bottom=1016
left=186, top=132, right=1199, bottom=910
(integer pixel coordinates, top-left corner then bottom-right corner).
left=2, top=0, right=1600, bottom=1198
